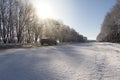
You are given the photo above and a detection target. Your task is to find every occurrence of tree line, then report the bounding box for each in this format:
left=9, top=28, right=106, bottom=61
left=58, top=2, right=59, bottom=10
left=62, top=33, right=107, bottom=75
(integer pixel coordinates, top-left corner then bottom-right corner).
left=97, top=0, right=120, bottom=43
left=0, top=0, right=87, bottom=44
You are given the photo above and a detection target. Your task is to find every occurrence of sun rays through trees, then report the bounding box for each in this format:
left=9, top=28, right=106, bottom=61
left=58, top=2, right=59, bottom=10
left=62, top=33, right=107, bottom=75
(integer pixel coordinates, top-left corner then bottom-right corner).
left=0, top=0, right=87, bottom=44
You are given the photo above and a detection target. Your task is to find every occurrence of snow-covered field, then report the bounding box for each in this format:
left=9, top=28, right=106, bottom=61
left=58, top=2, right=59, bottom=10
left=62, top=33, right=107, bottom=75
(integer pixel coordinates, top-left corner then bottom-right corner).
left=0, top=42, right=120, bottom=80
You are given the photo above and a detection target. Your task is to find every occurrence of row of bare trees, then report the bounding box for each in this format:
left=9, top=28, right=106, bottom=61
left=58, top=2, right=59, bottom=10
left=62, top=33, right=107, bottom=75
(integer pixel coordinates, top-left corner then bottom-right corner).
left=0, top=0, right=36, bottom=44
left=97, top=0, right=120, bottom=43
left=42, top=19, right=87, bottom=42
left=0, top=0, right=87, bottom=44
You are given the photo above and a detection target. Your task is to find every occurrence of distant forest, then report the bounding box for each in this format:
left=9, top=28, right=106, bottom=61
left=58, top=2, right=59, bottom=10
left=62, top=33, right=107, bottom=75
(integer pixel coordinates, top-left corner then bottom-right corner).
left=97, top=0, right=120, bottom=43
left=0, top=0, right=87, bottom=44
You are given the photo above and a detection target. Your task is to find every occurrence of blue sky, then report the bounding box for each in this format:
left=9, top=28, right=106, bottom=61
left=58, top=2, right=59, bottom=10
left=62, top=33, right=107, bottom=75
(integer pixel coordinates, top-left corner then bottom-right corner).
left=34, top=0, right=117, bottom=40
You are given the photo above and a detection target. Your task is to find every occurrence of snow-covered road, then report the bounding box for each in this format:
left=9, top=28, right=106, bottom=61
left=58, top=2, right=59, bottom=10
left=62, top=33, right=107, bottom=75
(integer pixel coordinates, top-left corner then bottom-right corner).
left=0, top=42, right=120, bottom=80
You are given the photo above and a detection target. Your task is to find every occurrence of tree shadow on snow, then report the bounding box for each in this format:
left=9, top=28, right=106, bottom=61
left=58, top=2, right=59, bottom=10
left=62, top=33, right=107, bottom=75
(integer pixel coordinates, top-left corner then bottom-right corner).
left=0, top=49, right=61, bottom=80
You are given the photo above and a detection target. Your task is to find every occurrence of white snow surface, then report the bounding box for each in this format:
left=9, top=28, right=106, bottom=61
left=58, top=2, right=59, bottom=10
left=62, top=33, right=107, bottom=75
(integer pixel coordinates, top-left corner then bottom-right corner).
left=0, top=42, right=120, bottom=80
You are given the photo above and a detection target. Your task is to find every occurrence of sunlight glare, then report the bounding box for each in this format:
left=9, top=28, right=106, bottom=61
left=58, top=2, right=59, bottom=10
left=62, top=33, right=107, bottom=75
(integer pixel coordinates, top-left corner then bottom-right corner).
left=34, top=1, right=55, bottom=19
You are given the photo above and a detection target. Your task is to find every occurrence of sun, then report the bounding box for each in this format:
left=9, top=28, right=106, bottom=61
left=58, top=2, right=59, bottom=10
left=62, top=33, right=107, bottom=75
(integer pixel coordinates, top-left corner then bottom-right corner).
left=33, top=1, right=54, bottom=19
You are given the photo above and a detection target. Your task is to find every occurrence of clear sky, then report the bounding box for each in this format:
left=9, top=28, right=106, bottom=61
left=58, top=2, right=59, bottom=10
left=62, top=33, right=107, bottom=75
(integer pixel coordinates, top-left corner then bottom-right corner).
left=32, top=0, right=117, bottom=40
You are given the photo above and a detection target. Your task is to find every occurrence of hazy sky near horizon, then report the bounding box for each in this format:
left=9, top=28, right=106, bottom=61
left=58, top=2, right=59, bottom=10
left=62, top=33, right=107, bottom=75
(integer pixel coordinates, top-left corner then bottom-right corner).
left=32, top=0, right=117, bottom=40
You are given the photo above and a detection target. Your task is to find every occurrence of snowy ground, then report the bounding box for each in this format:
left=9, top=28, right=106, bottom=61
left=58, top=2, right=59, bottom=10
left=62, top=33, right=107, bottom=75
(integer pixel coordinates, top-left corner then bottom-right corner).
left=0, top=42, right=120, bottom=80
